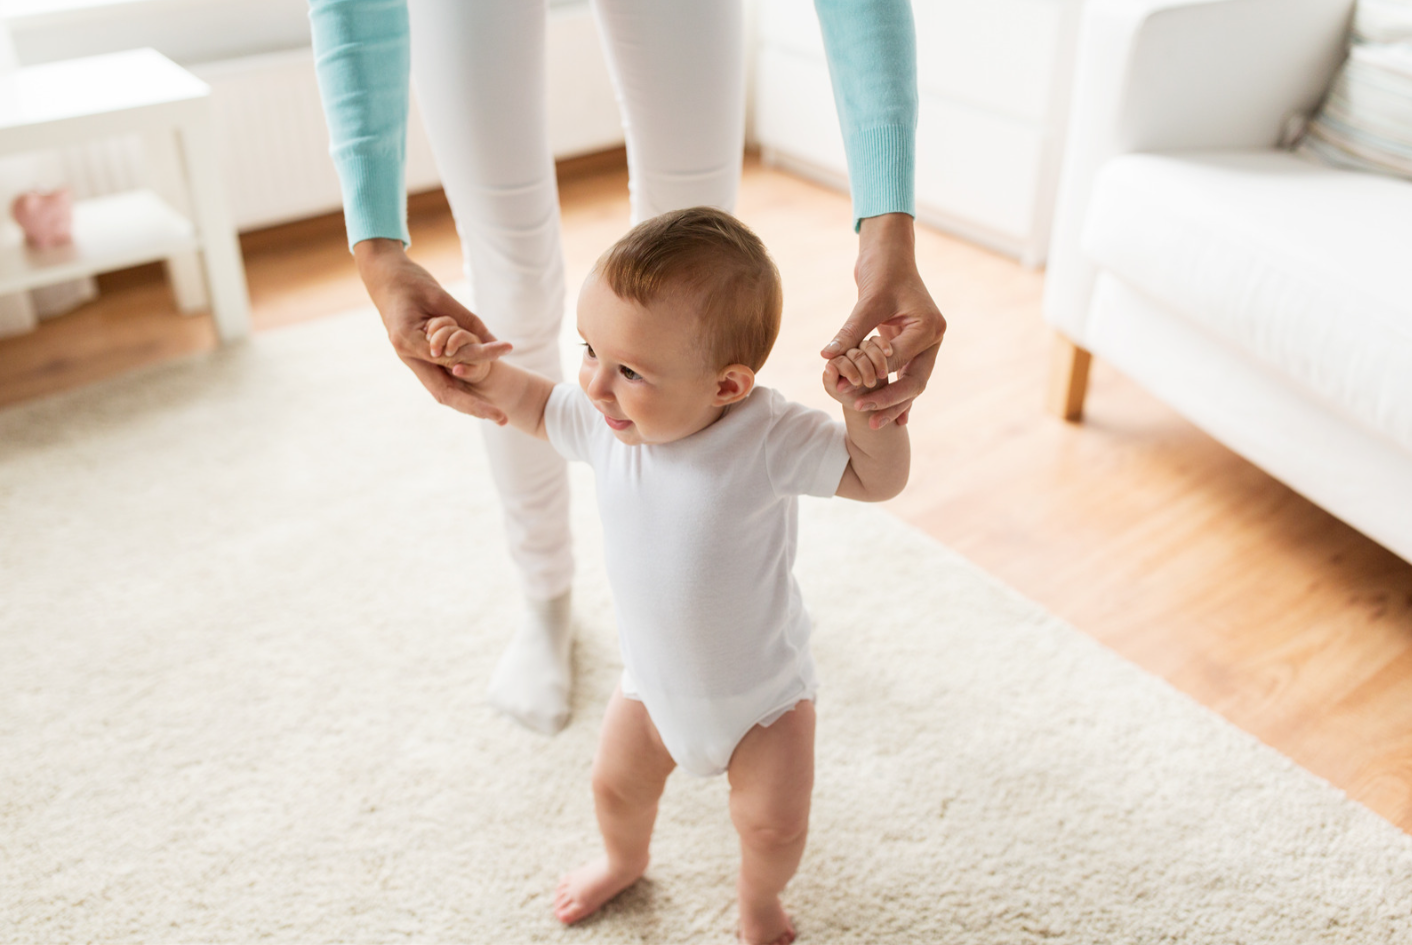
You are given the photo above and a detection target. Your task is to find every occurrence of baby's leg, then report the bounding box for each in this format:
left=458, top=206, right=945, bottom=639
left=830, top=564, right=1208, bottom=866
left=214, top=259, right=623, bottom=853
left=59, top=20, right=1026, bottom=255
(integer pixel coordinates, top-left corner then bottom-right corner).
left=728, top=701, right=815, bottom=945
left=554, top=686, right=676, bottom=924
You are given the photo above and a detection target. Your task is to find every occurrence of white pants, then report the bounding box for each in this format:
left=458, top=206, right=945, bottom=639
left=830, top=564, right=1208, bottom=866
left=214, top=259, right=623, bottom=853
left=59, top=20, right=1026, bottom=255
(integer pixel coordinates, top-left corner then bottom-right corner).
left=407, top=0, right=745, bottom=600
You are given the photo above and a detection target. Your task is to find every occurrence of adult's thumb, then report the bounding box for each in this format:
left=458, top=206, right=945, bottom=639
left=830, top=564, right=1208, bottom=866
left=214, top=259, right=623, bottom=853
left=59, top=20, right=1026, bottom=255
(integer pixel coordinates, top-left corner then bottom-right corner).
left=819, top=296, right=883, bottom=358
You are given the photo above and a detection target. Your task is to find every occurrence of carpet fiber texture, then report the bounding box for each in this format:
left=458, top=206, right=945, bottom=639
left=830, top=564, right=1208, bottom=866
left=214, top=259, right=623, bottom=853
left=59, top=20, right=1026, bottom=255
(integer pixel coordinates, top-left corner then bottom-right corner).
left=2, top=312, right=1410, bottom=944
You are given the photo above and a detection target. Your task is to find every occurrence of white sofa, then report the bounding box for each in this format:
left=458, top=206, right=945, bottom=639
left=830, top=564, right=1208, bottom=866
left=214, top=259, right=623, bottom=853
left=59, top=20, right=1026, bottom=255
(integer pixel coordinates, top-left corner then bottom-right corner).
left=1043, top=0, right=1412, bottom=563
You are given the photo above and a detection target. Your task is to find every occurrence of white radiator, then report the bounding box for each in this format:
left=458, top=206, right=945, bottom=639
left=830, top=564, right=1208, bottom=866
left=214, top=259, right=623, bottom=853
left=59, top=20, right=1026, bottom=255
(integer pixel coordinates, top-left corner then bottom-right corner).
left=57, top=5, right=624, bottom=234
left=189, top=48, right=393, bottom=232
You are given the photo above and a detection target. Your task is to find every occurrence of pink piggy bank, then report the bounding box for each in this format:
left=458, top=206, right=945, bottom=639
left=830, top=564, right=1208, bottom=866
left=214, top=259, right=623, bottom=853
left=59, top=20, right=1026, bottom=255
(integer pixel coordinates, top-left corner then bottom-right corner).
left=11, top=188, right=74, bottom=249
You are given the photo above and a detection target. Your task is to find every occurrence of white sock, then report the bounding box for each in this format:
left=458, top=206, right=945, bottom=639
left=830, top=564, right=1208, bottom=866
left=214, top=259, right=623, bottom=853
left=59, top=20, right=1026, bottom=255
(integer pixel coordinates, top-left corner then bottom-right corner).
left=487, top=590, right=574, bottom=735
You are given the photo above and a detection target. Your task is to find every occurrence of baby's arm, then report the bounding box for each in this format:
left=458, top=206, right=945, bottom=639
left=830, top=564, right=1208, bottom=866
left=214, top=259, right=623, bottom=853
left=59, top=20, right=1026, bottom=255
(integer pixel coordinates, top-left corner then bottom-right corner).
left=823, top=336, right=911, bottom=502
left=425, top=316, right=554, bottom=440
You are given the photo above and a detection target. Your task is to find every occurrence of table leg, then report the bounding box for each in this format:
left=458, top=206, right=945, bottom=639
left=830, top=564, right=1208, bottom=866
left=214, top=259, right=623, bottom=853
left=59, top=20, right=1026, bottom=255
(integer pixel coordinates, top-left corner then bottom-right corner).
left=176, top=107, right=250, bottom=342
left=143, top=129, right=209, bottom=314
left=0, top=292, right=37, bottom=339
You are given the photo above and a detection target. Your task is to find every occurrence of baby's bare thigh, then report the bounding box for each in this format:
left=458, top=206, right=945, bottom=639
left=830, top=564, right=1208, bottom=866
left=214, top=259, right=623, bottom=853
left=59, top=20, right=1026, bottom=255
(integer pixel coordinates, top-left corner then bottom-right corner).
left=593, top=687, right=677, bottom=797
left=727, top=702, right=816, bottom=826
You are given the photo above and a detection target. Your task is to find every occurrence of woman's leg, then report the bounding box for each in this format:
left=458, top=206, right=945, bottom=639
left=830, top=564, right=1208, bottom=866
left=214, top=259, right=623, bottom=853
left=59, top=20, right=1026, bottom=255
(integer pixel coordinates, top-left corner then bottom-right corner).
left=591, top=0, right=746, bottom=223
left=407, top=0, right=574, bottom=734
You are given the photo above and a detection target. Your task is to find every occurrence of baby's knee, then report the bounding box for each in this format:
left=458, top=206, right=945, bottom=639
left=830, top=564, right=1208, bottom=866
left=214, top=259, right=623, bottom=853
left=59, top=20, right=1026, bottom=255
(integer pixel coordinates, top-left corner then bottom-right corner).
left=591, top=764, right=655, bottom=814
left=591, top=765, right=627, bottom=805
left=732, top=807, right=809, bottom=851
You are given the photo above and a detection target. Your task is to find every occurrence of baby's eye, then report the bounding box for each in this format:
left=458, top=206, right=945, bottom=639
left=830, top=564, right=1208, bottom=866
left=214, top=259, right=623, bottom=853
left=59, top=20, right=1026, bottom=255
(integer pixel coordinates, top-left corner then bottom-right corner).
left=582, top=342, right=595, bottom=359
left=619, top=365, right=640, bottom=381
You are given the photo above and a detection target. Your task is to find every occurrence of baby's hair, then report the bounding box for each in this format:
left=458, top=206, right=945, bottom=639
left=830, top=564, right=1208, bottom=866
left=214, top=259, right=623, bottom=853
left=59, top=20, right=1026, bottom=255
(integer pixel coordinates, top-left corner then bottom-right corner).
left=596, top=207, right=783, bottom=372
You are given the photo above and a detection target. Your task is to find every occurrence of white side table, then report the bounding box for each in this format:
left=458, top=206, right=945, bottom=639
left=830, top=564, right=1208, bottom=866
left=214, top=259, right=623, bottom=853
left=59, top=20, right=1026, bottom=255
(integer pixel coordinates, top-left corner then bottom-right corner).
left=0, top=48, right=250, bottom=342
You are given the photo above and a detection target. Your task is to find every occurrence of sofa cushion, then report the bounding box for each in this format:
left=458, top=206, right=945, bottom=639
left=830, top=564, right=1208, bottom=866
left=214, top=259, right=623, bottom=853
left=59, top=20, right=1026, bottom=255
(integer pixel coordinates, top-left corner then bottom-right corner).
left=1296, top=42, right=1412, bottom=180
left=1295, top=0, right=1412, bottom=181
left=1082, top=150, right=1412, bottom=453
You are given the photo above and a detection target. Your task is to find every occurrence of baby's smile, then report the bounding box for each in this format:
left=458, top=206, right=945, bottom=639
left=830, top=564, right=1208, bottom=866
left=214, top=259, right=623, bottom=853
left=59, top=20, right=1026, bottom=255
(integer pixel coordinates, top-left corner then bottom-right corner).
left=601, top=413, right=633, bottom=431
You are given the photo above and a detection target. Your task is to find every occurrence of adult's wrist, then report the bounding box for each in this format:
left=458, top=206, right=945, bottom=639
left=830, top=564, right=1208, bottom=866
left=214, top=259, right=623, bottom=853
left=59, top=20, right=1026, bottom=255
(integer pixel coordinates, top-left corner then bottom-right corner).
left=857, top=213, right=916, bottom=262
left=353, top=237, right=409, bottom=286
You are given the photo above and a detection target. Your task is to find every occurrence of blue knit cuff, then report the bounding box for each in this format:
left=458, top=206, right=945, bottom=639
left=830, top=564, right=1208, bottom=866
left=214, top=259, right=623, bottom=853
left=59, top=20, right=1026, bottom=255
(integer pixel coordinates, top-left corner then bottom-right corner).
left=336, top=151, right=410, bottom=251
left=844, top=123, right=916, bottom=231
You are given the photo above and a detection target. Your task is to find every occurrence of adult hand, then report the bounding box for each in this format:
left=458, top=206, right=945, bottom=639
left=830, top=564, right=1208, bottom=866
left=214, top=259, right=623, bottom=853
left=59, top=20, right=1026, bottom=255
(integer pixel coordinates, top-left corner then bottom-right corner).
left=820, top=213, right=946, bottom=429
left=354, top=238, right=512, bottom=423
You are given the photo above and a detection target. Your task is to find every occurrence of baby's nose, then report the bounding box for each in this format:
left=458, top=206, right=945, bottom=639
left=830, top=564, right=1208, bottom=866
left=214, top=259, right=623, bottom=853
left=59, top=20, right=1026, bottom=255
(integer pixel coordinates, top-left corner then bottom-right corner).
left=587, top=368, right=613, bottom=400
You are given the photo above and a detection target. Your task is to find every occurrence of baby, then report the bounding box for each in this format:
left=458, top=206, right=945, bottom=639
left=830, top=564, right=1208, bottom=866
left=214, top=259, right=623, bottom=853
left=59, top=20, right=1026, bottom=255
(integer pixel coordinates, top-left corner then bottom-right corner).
left=425, top=207, right=909, bottom=945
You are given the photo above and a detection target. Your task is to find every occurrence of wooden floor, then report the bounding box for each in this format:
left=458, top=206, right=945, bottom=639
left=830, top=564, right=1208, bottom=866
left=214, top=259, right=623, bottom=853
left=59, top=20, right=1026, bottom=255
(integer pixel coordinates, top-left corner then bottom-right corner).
left=5, top=153, right=1411, bottom=833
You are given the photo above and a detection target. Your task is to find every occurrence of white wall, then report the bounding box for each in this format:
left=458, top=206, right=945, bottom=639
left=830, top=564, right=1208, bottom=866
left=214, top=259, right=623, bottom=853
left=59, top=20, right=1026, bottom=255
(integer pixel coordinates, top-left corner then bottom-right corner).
left=3, top=0, right=594, bottom=66
left=4, top=0, right=314, bottom=66
left=2, top=0, right=626, bottom=232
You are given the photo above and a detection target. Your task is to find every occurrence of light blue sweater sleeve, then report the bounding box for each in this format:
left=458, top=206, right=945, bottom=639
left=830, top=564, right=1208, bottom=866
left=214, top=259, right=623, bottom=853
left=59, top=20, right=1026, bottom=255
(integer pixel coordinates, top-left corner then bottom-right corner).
left=308, top=0, right=412, bottom=248
left=309, top=0, right=917, bottom=248
left=814, top=0, right=919, bottom=230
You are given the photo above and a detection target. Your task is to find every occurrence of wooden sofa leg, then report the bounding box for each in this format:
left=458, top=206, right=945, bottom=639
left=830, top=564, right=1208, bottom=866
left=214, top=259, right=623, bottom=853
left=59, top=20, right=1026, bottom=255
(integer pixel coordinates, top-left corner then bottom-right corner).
left=1046, top=335, right=1092, bottom=422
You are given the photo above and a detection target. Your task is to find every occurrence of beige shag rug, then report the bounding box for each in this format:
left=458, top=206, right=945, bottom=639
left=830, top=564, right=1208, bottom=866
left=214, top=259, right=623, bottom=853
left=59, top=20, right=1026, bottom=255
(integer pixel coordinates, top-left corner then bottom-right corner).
left=2, top=311, right=1410, bottom=944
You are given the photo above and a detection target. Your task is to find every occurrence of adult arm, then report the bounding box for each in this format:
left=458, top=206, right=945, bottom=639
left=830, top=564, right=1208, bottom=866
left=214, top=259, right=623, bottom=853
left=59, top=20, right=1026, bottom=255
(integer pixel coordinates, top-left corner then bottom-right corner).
left=814, top=0, right=946, bottom=427
left=309, top=0, right=508, bottom=419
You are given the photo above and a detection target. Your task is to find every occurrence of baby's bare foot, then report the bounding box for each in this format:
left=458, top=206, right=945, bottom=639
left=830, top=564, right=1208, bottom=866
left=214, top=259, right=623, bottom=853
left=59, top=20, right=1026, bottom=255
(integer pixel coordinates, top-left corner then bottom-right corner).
left=738, top=895, right=795, bottom=945
left=552, top=855, right=646, bottom=925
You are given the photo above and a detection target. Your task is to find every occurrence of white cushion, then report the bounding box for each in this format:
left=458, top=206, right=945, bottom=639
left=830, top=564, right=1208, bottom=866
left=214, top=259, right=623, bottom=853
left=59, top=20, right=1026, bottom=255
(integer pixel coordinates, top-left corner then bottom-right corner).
left=1296, top=41, right=1412, bottom=179
left=1082, top=150, right=1412, bottom=452
left=1295, top=0, right=1412, bottom=181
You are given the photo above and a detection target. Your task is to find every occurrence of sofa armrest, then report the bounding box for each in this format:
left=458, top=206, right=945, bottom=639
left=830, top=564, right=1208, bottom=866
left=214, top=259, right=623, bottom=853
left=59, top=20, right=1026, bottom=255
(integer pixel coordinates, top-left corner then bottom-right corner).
left=1042, top=0, right=1353, bottom=343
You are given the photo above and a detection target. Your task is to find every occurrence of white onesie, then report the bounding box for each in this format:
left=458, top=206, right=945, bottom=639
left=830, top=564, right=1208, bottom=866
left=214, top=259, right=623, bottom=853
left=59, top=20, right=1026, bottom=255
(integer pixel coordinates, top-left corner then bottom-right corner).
left=544, top=383, right=850, bottom=777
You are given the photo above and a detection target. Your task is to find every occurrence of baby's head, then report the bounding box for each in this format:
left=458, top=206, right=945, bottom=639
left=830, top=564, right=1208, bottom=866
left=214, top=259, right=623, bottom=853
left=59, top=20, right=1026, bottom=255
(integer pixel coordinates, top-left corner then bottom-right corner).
left=577, top=207, right=782, bottom=445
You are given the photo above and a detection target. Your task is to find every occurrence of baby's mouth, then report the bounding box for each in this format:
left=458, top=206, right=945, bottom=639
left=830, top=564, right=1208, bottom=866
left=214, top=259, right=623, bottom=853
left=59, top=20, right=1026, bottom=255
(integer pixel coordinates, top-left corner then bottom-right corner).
left=603, top=415, right=633, bottom=431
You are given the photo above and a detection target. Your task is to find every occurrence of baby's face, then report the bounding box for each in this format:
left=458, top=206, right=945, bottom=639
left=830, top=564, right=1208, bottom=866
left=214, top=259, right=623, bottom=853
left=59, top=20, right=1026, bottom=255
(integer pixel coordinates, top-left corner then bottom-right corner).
left=576, top=272, right=733, bottom=446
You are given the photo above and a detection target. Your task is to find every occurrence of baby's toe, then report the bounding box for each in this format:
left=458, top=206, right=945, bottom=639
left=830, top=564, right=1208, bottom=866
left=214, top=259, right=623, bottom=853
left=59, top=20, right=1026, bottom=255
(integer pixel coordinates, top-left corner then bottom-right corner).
left=555, top=897, right=588, bottom=924
left=552, top=883, right=584, bottom=923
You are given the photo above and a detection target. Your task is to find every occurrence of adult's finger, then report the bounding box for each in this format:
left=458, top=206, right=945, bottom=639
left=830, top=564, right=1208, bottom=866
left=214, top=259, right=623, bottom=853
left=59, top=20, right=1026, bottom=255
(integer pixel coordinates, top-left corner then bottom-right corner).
left=821, top=293, right=890, bottom=360
left=881, top=313, right=944, bottom=377
left=402, top=356, right=507, bottom=423
left=853, top=374, right=920, bottom=414
left=868, top=397, right=913, bottom=429
left=859, top=390, right=913, bottom=427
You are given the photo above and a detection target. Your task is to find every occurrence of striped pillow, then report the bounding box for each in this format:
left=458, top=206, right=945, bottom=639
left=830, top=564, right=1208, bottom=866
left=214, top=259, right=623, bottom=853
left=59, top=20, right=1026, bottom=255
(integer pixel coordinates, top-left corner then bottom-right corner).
left=1295, top=0, right=1412, bottom=180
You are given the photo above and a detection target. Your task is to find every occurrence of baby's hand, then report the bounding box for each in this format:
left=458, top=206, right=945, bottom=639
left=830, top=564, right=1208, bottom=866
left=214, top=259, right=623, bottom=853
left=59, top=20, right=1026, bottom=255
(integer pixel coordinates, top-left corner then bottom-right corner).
left=425, top=316, right=491, bottom=384
left=822, top=335, right=892, bottom=407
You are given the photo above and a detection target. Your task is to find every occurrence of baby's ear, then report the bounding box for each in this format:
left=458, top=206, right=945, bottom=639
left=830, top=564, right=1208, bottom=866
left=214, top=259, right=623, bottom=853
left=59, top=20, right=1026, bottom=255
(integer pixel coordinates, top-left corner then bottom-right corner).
left=713, top=364, right=755, bottom=406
